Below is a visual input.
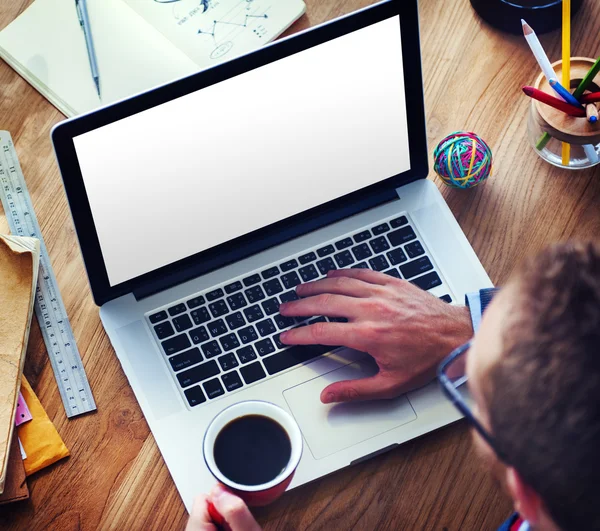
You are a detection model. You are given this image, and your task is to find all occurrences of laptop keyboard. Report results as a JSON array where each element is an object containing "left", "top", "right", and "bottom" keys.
[{"left": 146, "top": 214, "right": 453, "bottom": 409}]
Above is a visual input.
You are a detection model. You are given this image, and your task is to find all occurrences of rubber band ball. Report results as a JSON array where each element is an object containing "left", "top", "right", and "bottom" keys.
[{"left": 433, "top": 132, "right": 493, "bottom": 189}]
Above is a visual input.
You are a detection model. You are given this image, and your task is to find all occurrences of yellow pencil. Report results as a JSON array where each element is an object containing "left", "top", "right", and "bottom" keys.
[{"left": 562, "top": 0, "right": 571, "bottom": 166}]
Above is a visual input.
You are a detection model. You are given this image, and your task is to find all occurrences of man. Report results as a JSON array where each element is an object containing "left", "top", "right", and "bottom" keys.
[{"left": 187, "top": 241, "right": 600, "bottom": 531}]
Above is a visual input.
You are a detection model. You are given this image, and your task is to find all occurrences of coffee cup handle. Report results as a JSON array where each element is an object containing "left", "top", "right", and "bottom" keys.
[{"left": 207, "top": 501, "right": 232, "bottom": 531}]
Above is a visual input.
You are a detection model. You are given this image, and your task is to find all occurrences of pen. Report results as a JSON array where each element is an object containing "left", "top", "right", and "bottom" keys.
[
  {"left": 521, "top": 20, "right": 557, "bottom": 86},
  {"left": 522, "top": 86, "right": 586, "bottom": 117},
  {"left": 75, "top": 0, "right": 101, "bottom": 98},
  {"left": 549, "top": 79, "right": 582, "bottom": 108},
  {"left": 586, "top": 103, "right": 599, "bottom": 123}
]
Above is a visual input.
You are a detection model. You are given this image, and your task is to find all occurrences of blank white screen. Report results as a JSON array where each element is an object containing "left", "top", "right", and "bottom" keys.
[{"left": 73, "top": 15, "right": 410, "bottom": 286}]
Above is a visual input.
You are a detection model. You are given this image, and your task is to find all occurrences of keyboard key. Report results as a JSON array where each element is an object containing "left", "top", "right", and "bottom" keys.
[
  {"left": 208, "top": 319, "right": 228, "bottom": 337},
  {"left": 280, "top": 259, "right": 298, "bottom": 272},
  {"left": 440, "top": 294, "right": 453, "bottom": 303},
  {"left": 369, "top": 255, "right": 390, "bottom": 272},
  {"left": 256, "top": 318, "right": 276, "bottom": 337},
  {"left": 209, "top": 299, "right": 228, "bottom": 318},
  {"left": 274, "top": 314, "right": 295, "bottom": 330},
  {"left": 387, "top": 248, "right": 408, "bottom": 265},
  {"left": 173, "top": 314, "right": 193, "bottom": 333},
  {"left": 262, "top": 297, "right": 281, "bottom": 315},
  {"left": 298, "top": 251, "right": 316, "bottom": 264},
  {"left": 273, "top": 333, "right": 286, "bottom": 350},
  {"left": 279, "top": 291, "right": 299, "bottom": 304},
  {"left": 335, "top": 237, "right": 353, "bottom": 250},
  {"left": 167, "top": 303, "right": 186, "bottom": 317},
  {"left": 184, "top": 386, "right": 206, "bottom": 407},
  {"left": 351, "top": 243, "right": 373, "bottom": 261},
  {"left": 201, "top": 340, "right": 222, "bottom": 358},
  {"left": 308, "top": 316, "right": 327, "bottom": 325},
  {"left": 226, "top": 311, "right": 246, "bottom": 330},
  {"left": 227, "top": 293, "right": 247, "bottom": 310},
  {"left": 203, "top": 378, "right": 225, "bottom": 399},
  {"left": 240, "top": 362, "right": 266, "bottom": 384},
  {"left": 352, "top": 262, "right": 369, "bottom": 269},
  {"left": 206, "top": 288, "right": 224, "bottom": 302},
  {"left": 222, "top": 371, "right": 243, "bottom": 392},
  {"left": 261, "top": 266, "right": 280, "bottom": 279},
  {"left": 236, "top": 345, "right": 257, "bottom": 364},
  {"left": 189, "top": 326, "right": 210, "bottom": 344},
  {"left": 263, "top": 278, "right": 284, "bottom": 296},
  {"left": 177, "top": 360, "right": 220, "bottom": 387},
  {"left": 263, "top": 344, "right": 334, "bottom": 375},
  {"left": 243, "top": 274, "right": 261, "bottom": 287},
  {"left": 405, "top": 240, "right": 425, "bottom": 259},
  {"left": 224, "top": 281, "right": 243, "bottom": 294},
  {"left": 316, "top": 257, "right": 337, "bottom": 275},
  {"left": 219, "top": 333, "right": 240, "bottom": 352},
  {"left": 245, "top": 285, "right": 266, "bottom": 303},
  {"left": 162, "top": 334, "right": 191, "bottom": 356},
  {"left": 353, "top": 230, "right": 371, "bottom": 243},
  {"left": 281, "top": 271, "right": 301, "bottom": 289},
  {"left": 238, "top": 325, "right": 258, "bottom": 344},
  {"left": 299, "top": 264, "right": 319, "bottom": 282},
  {"left": 186, "top": 296, "right": 205, "bottom": 309},
  {"left": 191, "top": 307, "right": 211, "bottom": 325},
  {"left": 370, "top": 236, "right": 390, "bottom": 254},
  {"left": 149, "top": 310, "right": 168, "bottom": 324},
  {"left": 317, "top": 245, "right": 335, "bottom": 257},
  {"left": 334, "top": 250, "right": 355, "bottom": 268},
  {"left": 383, "top": 268, "right": 402, "bottom": 279},
  {"left": 154, "top": 321, "right": 174, "bottom": 340},
  {"left": 390, "top": 215, "right": 408, "bottom": 228},
  {"left": 255, "top": 338, "right": 276, "bottom": 357},
  {"left": 244, "top": 304, "right": 264, "bottom": 322},
  {"left": 388, "top": 226, "right": 417, "bottom": 246},
  {"left": 372, "top": 223, "right": 390, "bottom": 235},
  {"left": 169, "top": 347, "right": 203, "bottom": 372},
  {"left": 218, "top": 352, "right": 239, "bottom": 371},
  {"left": 400, "top": 257, "right": 434, "bottom": 279},
  {"left": 411, "top": 271, "right": 442, "bottom": 291}
]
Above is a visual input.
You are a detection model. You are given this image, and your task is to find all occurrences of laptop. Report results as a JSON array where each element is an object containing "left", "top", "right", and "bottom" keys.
[{"left": 51, "top": 0, "right": 492, "bottom": 511}]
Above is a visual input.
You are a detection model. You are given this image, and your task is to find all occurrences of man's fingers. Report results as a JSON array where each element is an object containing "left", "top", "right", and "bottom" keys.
[
  {"left": 279, "top": 293, "right": 360, "bottom": 319},
  {"left": 327, "top": 268, "right": 391, "bottom": 285},
  {"left": 186, "top": 495, "right": 217, "bottom": 531},
  {"left": 295, "top": 276, "right": 380, "bottom": 299},
  {"left": 320, "top": 373, "right": 403, "bottom": 404},
  {"left": 280, "top": 321, "right": 362, "bottom": 349},
  {"left": 210, "top": 485, "right": 261, "bottom": 531}
]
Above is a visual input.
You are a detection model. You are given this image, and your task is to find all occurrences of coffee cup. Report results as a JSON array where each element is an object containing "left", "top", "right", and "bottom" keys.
[{"left": 203, "top": 400, "right": 303, "bottom": 507}]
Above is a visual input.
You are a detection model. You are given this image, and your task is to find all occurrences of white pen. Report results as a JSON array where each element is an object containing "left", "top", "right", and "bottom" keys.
[{"left": 75, "top": 0, "right": 101, "bottom": 98}]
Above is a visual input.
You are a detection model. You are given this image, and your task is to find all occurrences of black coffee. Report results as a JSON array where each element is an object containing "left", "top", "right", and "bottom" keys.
[{"left": 213, "top": 414, "right": 291, "bottom": 486}]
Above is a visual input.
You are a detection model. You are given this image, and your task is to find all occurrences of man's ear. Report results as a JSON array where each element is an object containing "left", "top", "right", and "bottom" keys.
[{"left": 505, "top": 467, "right": 542, "bottom": 525}]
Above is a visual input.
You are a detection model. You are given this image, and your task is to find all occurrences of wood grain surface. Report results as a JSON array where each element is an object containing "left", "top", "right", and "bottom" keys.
[{"left": 1, "top": 0, "right": 599, "bottom": 529}]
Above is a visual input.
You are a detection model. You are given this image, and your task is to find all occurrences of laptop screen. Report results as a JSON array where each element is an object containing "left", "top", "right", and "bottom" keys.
[{"left": 73, "top": 15, "right": 409, "bottom": 287}]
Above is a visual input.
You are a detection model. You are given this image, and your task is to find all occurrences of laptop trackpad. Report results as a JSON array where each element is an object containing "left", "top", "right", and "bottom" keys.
[{"left": 283, "top": 357, "right": 417, "bottom": 460}]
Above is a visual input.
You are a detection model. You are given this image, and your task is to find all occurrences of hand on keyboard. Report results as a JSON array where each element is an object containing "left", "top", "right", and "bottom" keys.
[
  {"left": 186, "top": 484, "right": 261, "bottom": 531},
  {"left": 279, "top": 268, "right": 473, "bottom": 404}
]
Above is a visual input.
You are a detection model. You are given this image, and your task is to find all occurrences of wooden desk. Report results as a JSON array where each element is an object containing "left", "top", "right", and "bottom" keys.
[{"left": 1, "top": 0, "right": 599, "bottom": 529}]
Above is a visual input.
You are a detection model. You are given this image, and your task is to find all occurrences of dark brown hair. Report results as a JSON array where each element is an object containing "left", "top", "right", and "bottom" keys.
[{"left": 487, "top": 241, "right": 600, "bottom": 531}]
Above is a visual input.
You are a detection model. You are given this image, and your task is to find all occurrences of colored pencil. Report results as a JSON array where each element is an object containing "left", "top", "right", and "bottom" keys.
[
  {"left": 549, "top": 80, "right": 581, "bottom": 108},
  {"left": 573, "top": 57, "right": 600, "bottom": 100},
  {"left": 521, "top": 20, "right": 558, "bottom": 86},
  {"left": 580, "top": 92, "right": 600, "bottom": 104},
  {"left": 561, "top": 0, "right": 571, "bottom": 165},
  {"left": 583, "top": 144, "right": 599, "bottom": 164},
  {"left": 522, "top": 86, "right": 586, "bottom": 116},
  {"left": 586, "top": 103, "right": 599, "bottom": 123}
]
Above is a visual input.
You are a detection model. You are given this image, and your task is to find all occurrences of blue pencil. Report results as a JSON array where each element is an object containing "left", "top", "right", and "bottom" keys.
[{"left": 549, "top": 79, "right": 583, "bottom": 108}]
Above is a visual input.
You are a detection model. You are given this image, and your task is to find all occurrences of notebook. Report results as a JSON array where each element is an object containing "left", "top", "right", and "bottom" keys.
[
  {"left": 0, "top": 235, "right": 40, "bottom": 494},
  {"left": 0, "top": 0, "right": 305, "bottom": 117}
]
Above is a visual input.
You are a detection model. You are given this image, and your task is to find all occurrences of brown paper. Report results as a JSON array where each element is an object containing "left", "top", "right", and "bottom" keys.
[{"left": 0, "top": 431, "right": 29, "bottom": 505}]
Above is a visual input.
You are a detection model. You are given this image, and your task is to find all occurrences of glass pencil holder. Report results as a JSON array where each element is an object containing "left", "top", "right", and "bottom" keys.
[{"left": 527, "top": 57, "right": 600, "bottom": 170}]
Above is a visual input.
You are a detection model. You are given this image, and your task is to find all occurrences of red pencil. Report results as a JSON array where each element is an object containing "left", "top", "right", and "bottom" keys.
[
  {"left": 522, "top": 86, "right": 586, "bottom": 117},
  {"left": 580, "top": 92, "right": 600, "bottom": 104}
]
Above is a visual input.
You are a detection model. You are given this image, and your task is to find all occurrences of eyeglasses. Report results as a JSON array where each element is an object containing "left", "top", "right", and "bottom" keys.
[{"left": 437, "top": 340, "right": 508, "bottom": 462}]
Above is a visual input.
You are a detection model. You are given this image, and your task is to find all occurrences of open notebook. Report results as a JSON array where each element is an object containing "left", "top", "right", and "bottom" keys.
[{"left": 0, "top": 0, "right": 305, "bottom": 117}]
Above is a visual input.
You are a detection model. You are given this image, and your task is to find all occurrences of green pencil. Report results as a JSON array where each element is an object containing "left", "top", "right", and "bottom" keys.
[{"left": 573, "top": 57, "right": 600, "bottom": 99}]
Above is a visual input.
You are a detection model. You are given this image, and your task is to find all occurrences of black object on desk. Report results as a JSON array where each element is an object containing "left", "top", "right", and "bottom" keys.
[{"left": 471, "top": 0, "right": 584, "bottom": 34}]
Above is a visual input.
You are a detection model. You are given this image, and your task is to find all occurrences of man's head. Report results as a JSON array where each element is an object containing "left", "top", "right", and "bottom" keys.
[{"left": 467, "top": 241, "right": 600, "bottom": 531}]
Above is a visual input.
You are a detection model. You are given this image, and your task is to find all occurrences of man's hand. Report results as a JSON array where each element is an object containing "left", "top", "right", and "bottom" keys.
[
  {"left": 279, "top": 268, "right": 472, "bottom": 404},
  {"left": 185, "top": 485, "right": 261, "bottom": 531}
]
